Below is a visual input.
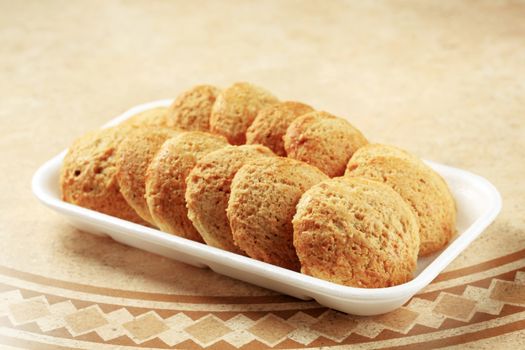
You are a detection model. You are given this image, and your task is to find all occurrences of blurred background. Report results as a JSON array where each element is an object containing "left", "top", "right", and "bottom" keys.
[{"left": 2, "top": 1, "right": 523, "bottom": 168}]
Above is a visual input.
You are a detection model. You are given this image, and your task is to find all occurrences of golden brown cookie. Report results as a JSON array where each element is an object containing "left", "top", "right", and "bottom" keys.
[
  {"left": 167, "top": 85, "right": 221, "bottom": 131},
  {"left": 116, "top": 127, "right": 179, "bottom": 225},
  {"left": 60, "top": 126, "right": 148, "bottom": 225},
  {"left": 122, "top": 107, "right": 176, "bottom": 129},
  {"left": 246, "top": 101, "right": 314, "bottom": 156},
  {"left": 228, "top": 157, "right": 328, "bottom": 270},
  {"left": 145, "top": 132, "right": 228, "bottom": 241},
  {"left": 284, "top": 111, "right": 368, "bottom": 177},
  {"left": 185, "top": 145, "right": 275, "bottom": 253},
  {"left": 293, "top": 177, "right": 420, "bottom": 288},
  {"left": 345, "top": 144, "right": 456, "bottom": 256},
  {"left": 210, "top": 82, "right": 278, "bottom": 145},
  {"left": 349, "top": 143, "right": 418, "bottom": 163}
]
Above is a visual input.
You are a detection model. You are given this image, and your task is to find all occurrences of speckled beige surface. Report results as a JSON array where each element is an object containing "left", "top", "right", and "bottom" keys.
[{"left": 0, "top": 1, "right": 524, "bottom": 348}]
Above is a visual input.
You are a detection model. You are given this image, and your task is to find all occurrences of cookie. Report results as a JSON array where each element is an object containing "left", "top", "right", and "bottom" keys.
[
  {"left": 60, "top": 126, "right": 148, "bottom": 225},
  {"left": 348, "top": 143, "right": 418, "bottom": 163},
  {"left": 345, "top": 144, "right": 456, "bottom": 256},
  {"left": 293, "top": 177, "right": 420, "bottom": 288},
  {"left": 284, "top": 111, "right": 368, "bottom": 177},
  {"left": 210, "top": 82, "right": 278, "bottom": 145},
  {"left": 185, "top": 145, "right": 275, "bottom": 253},
  {"left": 167, "top": 85, "right": 221, "bottom": 131},
  {"left": 145, "top": 132, "right": 228, "bottom": 241},
  {"left": 228, "top": 157, "right": 328, "bottom": 270},
  {"left": 122, "top": 107, "right": 176, "bottom": 129},
  {"left": 246, "top": 101, "right": 314, "bottom": 156},
  {"left": 116, "top": 127, "right": 179, "bottom": 225}
]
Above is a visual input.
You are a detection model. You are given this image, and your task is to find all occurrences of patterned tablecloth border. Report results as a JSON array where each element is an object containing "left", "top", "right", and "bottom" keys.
[{"left": 0, "top": 249, "right": 523, "bottom": 349}]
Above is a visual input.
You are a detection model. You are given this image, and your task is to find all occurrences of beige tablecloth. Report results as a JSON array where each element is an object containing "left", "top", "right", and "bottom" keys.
[{"left": 1, "top": 1, "right": 524, "bottom": 349}]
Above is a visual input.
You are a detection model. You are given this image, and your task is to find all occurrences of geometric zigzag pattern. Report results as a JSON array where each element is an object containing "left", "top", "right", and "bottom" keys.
[{"left": 1, "top": 270, "right": 524, "bottom": 348}]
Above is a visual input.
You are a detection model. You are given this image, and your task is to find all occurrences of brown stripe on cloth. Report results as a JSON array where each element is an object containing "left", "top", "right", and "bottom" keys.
[{"left": 1, "top": 248, "right": 524, "bottom": 304}]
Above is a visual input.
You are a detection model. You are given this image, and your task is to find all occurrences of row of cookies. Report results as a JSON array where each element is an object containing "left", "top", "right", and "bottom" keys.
[
  {"left": 127, "top": 82, "right": 369, "bottom": 178},
  {"left": 60, "top": 82, "right": 456, "bottom": 287},
  {"left": 166, "top": 82, "right": 454, "bottom": 257}
]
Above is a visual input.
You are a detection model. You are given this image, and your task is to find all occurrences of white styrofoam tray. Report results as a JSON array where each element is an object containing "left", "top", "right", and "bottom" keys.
[{"left": 32, "top": 100, "right": 502, "bottom": 315}]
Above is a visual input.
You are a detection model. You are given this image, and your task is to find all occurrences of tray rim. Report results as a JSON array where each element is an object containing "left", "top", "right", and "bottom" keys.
[{"left": 31, "top": 99, "right": 503, "bottom": 303}]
